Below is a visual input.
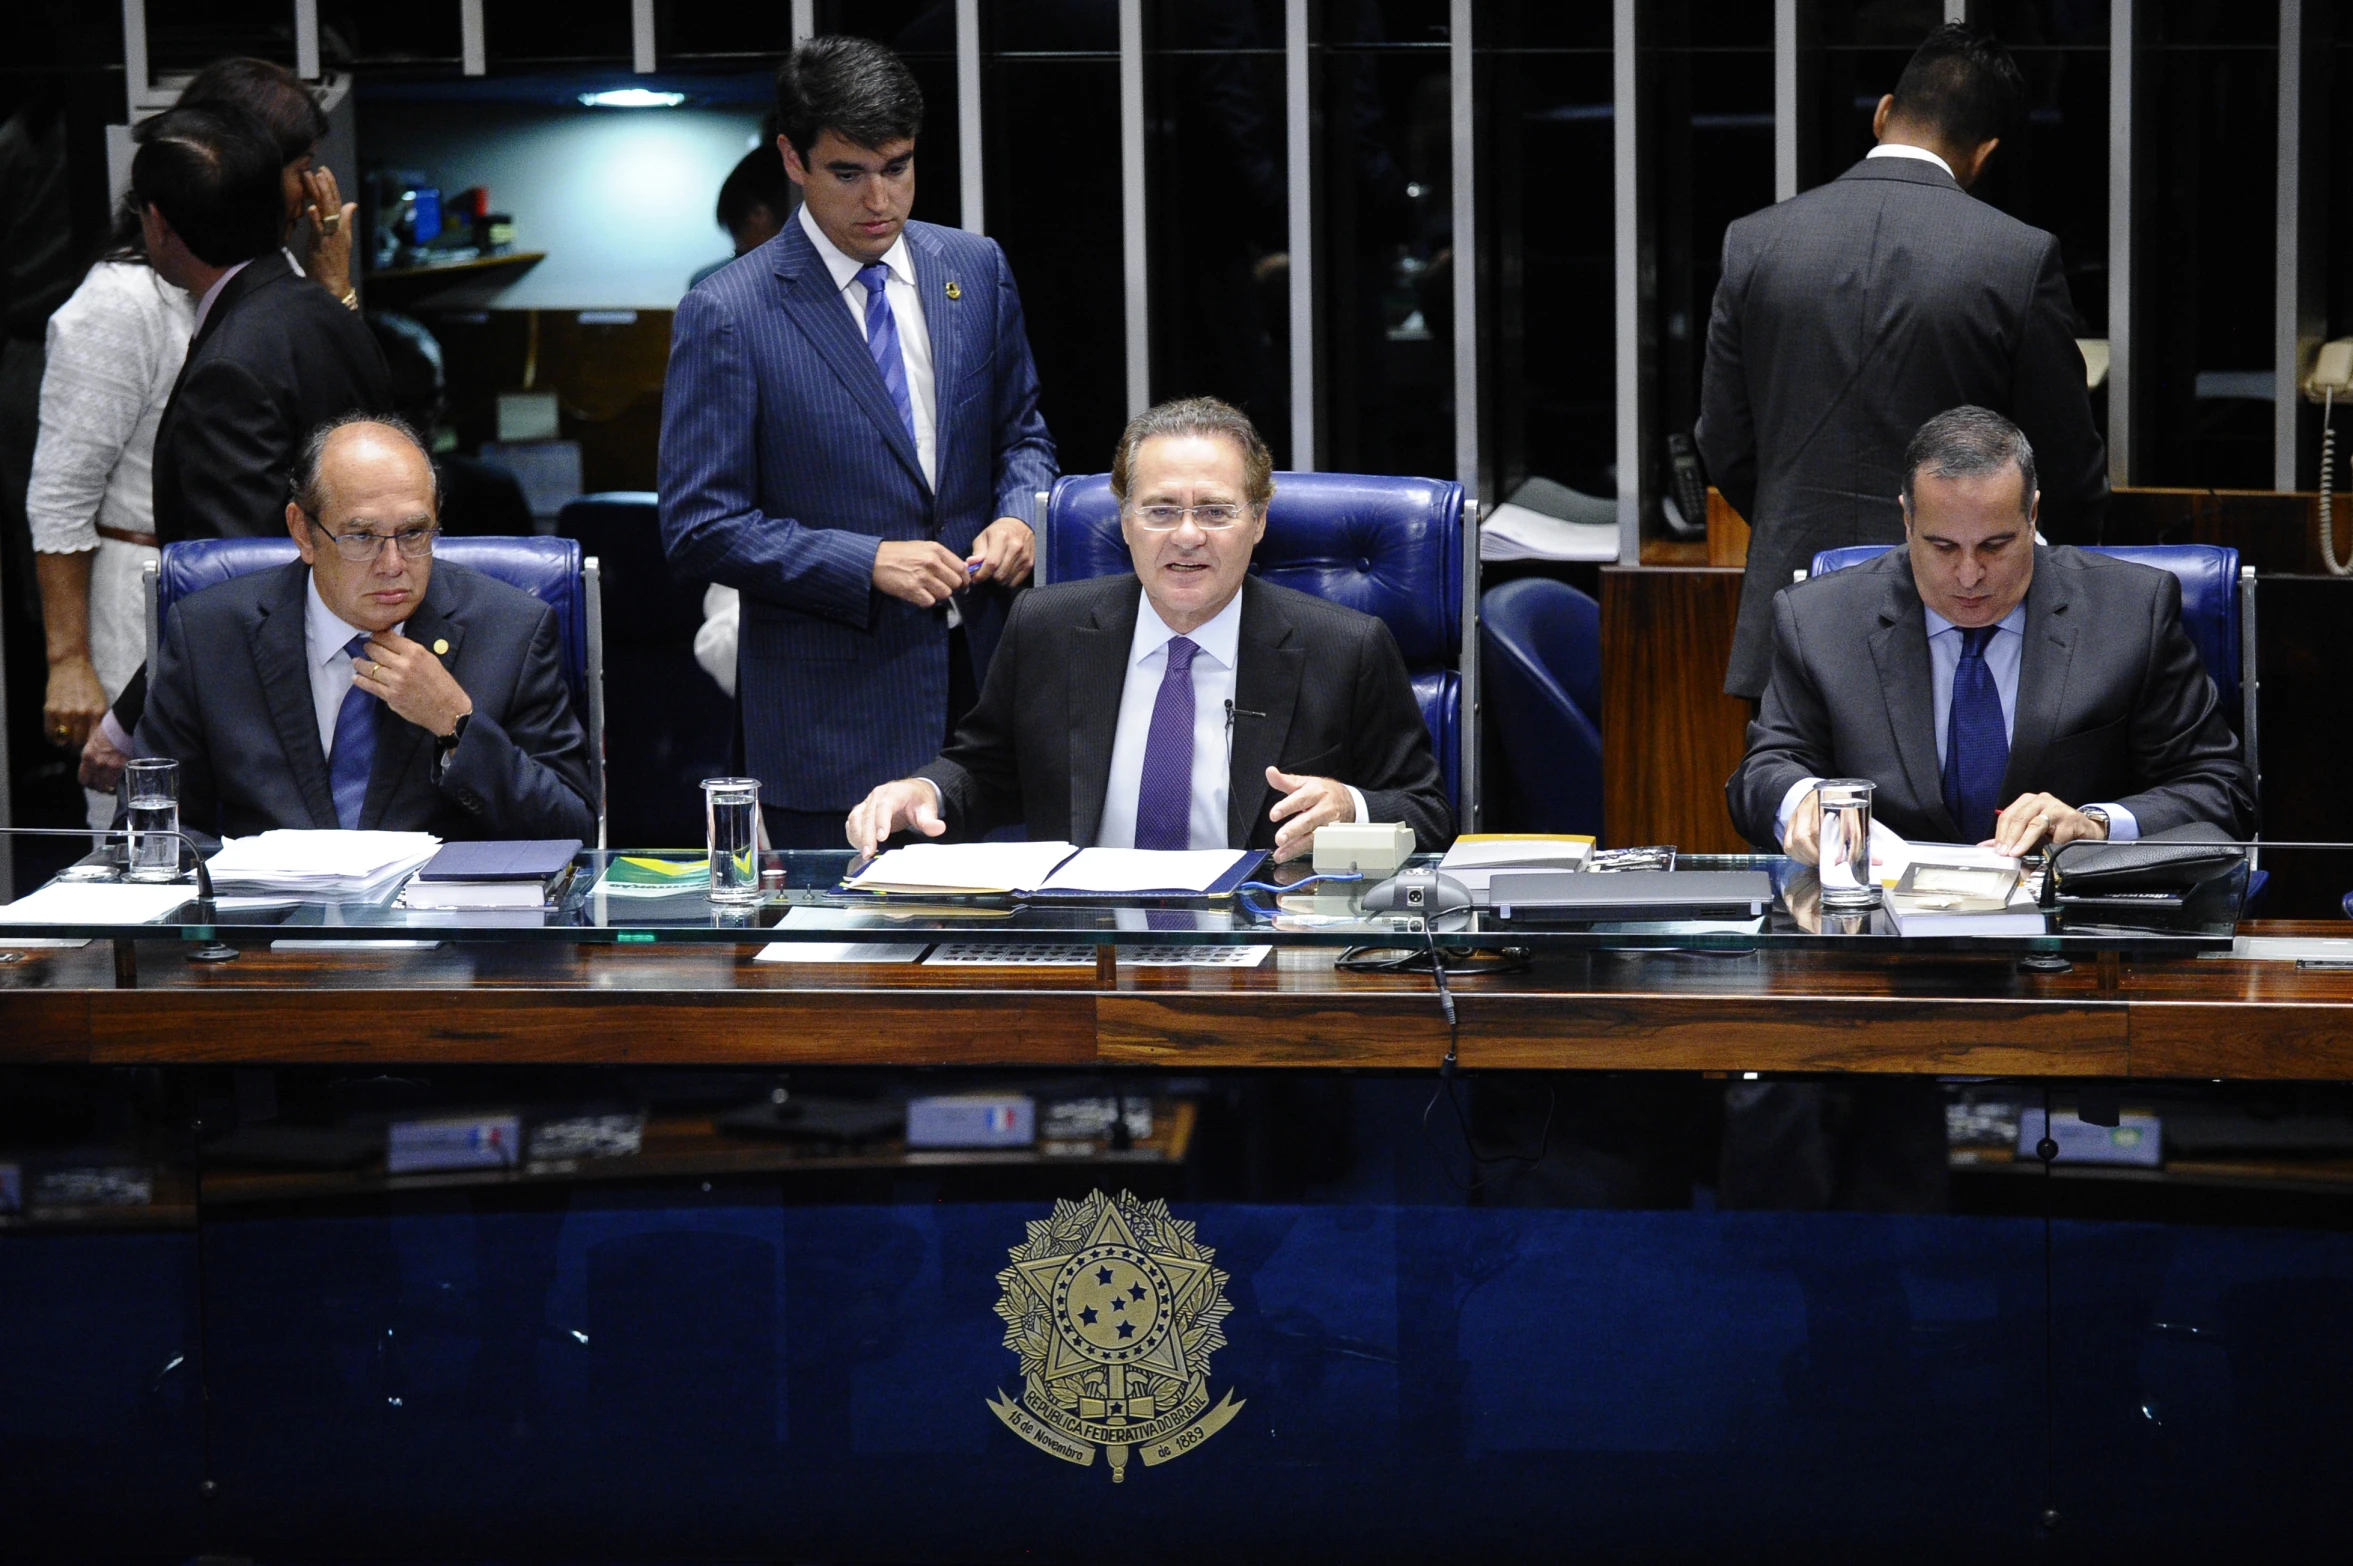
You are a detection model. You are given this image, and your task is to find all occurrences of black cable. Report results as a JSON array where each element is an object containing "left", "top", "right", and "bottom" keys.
[{"left": 1391, "top": 920, "right": 1553, "bottom": 1192}]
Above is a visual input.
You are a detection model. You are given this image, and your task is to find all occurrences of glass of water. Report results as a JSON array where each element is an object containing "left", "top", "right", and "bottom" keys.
[
  {"left": 124, "top": 757, "right": 183, "bottom": 882},
  {"left": 1814, "top": 778, "right": 1879, "bottom": 910},
  {"left": 702, "top": 777, "right": 763, "bottom": 905}
]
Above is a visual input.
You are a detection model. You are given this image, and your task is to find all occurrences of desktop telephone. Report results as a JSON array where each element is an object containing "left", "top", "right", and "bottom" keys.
[{"left": 2305, "top": 338, "right": 2353, "bottom": 575}]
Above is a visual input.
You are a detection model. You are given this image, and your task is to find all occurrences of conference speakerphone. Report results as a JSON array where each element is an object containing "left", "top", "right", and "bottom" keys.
[{"left": 1487, "top": 870, "right": 1776, "bottom": 925}]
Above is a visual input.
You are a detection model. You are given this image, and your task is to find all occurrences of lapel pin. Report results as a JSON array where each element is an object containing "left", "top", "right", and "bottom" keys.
[
  {"left": 945, "top": 280, "right": 962, "bottom": 300},
  {"left": 432, "top": 638, "right": 450, "bottom": 655}
]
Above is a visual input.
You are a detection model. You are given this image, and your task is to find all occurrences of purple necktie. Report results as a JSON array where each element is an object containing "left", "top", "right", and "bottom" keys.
[
  {"left": 328, "top": 632, "right": 376, "bottom": 830},
  {"left": 1941, "top": 624, "right": 2008, "bottom": 840},
  {"left": 1133, "top": 637, "right": 1201, "bottom": 851},
  {"left": 855, "top": 262, "right": 918, "bottom": 448}
]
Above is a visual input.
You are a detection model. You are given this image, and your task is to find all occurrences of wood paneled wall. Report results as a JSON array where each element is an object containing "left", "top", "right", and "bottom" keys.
[{"left": 1599, "top": 566, "right": 1751, "bottom": 852}]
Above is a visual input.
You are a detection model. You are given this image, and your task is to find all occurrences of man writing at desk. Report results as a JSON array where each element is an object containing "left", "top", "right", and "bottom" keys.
[
  {"left": 846, "top": 398, "right": 1453, "bottom": 861},
  {"left": 1728, "top": 406, "right": 2252, "bottom": 859},
  {"left": 133, "top": 415, "right": 596, "bottom": 842}
]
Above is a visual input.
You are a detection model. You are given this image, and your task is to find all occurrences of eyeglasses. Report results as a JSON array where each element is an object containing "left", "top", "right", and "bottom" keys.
[
  {"left": 308, "top": 519, "right": 439, "bottom": 562},
  {"left": 1129, "top": 503, "right": 1254, "bottom": 532}
]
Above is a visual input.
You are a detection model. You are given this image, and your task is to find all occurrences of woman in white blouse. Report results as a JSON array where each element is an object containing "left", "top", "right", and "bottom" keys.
[{"left": 29, "top": 58, "right": 356, "bottom": 824}]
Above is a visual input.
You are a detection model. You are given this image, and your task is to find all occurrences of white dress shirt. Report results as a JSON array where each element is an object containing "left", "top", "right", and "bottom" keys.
[
  {"left": 1097, "top": 593, "right": 1245, "bottom": 851},
  {"left": 797, "top": 201, "right": 937, "bottom": 490},
  {"left": 1773, "top": 597, "right": 2136, "bottom": 844},
  {"left": 1866, "top": 142, "right": 1957, "bottom": 180},
  {"left": 191, "top": 258, "right": 251, "bottom": 339},
  {"left": 305, "top": 572, "right": 403, "bottom": 757}
]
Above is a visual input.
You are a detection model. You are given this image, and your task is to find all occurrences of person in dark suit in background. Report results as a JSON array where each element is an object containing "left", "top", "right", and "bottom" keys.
[
  {"left": 846, "top": 398, "right": 1452, "bottom": 861},
  {"left": 133, "top": 415, "right": 595, "bottom": 843},
  {"left": 138, "top": 103, "right": 390, "bottom": 549},
  {"left": 1698, "top": 22, "right": 2107, "bottom": 704},
  {"left": 660, "top": 36, "right": 1057, "bottom": 847},
  {"left": 1728, "top": 406, "right": 2251, "bottom": 859}
]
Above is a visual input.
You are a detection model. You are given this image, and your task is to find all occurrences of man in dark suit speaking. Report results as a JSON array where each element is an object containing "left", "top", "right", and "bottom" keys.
[
  {"left": 846, "top": 398, "right": 1452, "bottom": 862},
  {"left": 1727, "top": 407, "right": 2251, "bottom": 860},
  {"left": 660, "top": 36, "right": 1057, "bottom": 847},
  {"left": 1698, "top": 23, "right": 2107, "bottom": 702},
  {"left": 133, "top": 416, "right": 595, "bottom": 843}
]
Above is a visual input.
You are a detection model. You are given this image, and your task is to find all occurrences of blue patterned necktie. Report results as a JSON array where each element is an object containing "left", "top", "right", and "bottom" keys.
[
  {"left": 1133, "top": 637, "right": 1201, "bottom": 851},
  {"left": 855, "top": 262, "right": 919, "bottom": 448},
  {"left": 328, "top": 632, "right": 377, "bottom": 831},
  {"left": 1941, "top": 624, "right": 2008, "bottom": 841}
]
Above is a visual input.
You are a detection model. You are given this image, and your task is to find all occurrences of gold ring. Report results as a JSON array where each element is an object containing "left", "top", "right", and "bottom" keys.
[{"left": 319, "top": 213, "right": 341, "bottom": 234}]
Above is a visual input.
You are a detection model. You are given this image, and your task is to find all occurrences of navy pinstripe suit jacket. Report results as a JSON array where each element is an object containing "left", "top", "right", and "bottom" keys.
[{"left": 658, "top": 218, "right": 1057, "bottom": 810}]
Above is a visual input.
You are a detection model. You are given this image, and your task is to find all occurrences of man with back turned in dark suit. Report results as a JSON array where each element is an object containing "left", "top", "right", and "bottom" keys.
[
  {"left": 659, "top": 36, "right": 1057, "bottom": 847},
  {"left": 1698, "top": 22, "right": 2107, "bottom": 703},
  {"left": 133, "top": 415, "right": 595, "bottom": 843},
  {"left": 845, "top": 398, "right": 1453, "bottom": 861}
]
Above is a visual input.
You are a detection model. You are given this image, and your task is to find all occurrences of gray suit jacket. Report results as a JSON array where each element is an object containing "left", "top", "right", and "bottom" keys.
[
  {"left": 133, "top": 559, "right": 597, "bottom": 844},
  {"left": 1726, "top": 547, "right": 2252, "bottom": 848},
  {"left": 1697, "top": 156, "right": 2108, "bottom": 699},
  {"left": 914, "top": 574, "right": 1454, "bottom": 852}
]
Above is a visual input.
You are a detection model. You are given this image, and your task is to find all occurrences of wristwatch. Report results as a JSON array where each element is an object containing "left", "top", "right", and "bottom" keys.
[
  {"left": 2079, "top": 806, "right": 2110, "bottom": 838},
  {"left": 432, "top": 712, "right": 471, "bottom": 773}
]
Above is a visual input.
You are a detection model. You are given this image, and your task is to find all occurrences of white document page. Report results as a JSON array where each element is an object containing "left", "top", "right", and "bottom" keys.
[
  {"left": 1867, "top": 821, "right": 2018, "bottom": 886},
  {"left": 0, "top": 882, "right": 198, "bottom": 925},
  {"left": 845, "top": 840, "right": 1079, "bottom": 894},
  {"left": 1035, "top": 848, "right": 1253, "bottom": 895}
]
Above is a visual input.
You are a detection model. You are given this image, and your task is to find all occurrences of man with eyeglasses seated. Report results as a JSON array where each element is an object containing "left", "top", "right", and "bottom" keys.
[
  {"left": 845, "top": 397, "right": 1452, "bottom": 862},
  {"left": 131, "top": 414, "right": 596, "bottom": 841}
]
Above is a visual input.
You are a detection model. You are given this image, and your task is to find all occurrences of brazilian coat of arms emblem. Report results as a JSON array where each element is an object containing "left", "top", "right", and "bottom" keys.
[{"left": 987, "top": 1189, "right": 1244, "bottom": 1482}]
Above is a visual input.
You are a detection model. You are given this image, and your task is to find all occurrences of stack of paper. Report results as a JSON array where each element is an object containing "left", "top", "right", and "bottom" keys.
[
  {"left": 1477, "top": 476, "right": 1623, "bottom": 563},
  {"left": 1438, "top": 834, "right": 1596, "bottom": 899},
  {"left": 206, "top": 830, "right": 442, "bottom": 902},
  {"left": 0, "top": 882, "right": 198, "bottom": 926},
  {"left": 845, "top": 843, "right": 1257, "bottom": 897}
]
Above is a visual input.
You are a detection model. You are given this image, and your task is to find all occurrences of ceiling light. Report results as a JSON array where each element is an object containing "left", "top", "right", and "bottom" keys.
[{"left": 579, "top": 88, "right": 686, "bottom": 109}]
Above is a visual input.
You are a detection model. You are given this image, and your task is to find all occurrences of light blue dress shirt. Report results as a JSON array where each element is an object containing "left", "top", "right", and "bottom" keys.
[{"left": 1774, "top": 598, "right": 2138, "bottom": 845}]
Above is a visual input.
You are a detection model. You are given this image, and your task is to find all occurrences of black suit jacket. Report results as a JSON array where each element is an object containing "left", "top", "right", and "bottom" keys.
[
  {"left": 1696, "top": 156, "right": 2109, "bottom": 699},
  {"left": 1726, "top": 547, "right": 2252, "bottom": 848},
  {"left": 913, "top": 575, "right": 1454, "bottom": 851},
  {"left": 132, "top": 559, "right": 597, "bottom": 843},
  {"left": 152, "top": 251, "right": 392, "bottom": 545}
]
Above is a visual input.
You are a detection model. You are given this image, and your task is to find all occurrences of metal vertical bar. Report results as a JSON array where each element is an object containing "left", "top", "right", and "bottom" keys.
[
  {"left": 1448, "top": 0, "right": 1480, "bottom": 829},
  {"left": 1945, "top": 0, "right": 1970, "bottom": 22},
  {"left": 792, "top": 0, "right": 815, "bottom": 44},
  {"left": 1119, "top": 0, "right": 1149, "bottom": 413},
  {"left": 1286, "top": 0, "right": 1315, "bottom": 470},
  {"left": 2275, "top": 0, "right": 2320, "bottom": 491},
  {"left": 631, "top": 0, "right": 656, "bottom": 73},
  {"left": 1774, "top": 0, "right": 1801, "bottom": 202},
  {"left": 295, "top": 0, "right": 320, "bottom": 80},
  {"left": 957, "top": 0, "right": 985, "bottom": 234},
  {"left": 2107, "top": 0, "right": 2135, "bottom": 488},
  {"left": 1613, "top": 0, "right": 1648, "bottom": 561},
  {"left": 460, "top": 0, "right": 486, "bottom": 77},
  {"left": 122, "top": 0, "right": 150, "bottom": 112},
  {"left": 1449, "top": 0, "right": 1478, "bottom": 501}
]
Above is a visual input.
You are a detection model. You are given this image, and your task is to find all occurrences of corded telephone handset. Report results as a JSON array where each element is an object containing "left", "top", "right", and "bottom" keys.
[{"left": 2306, "top": 338, "right": 2353, "bottom": 575}]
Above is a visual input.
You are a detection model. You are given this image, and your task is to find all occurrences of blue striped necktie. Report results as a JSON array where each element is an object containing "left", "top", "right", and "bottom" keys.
[
  {"left": 1133, "top": 637, "right": 1201, "bottom": 851},
  {"left": 329, "top": 633, "right": 377, "bottom": 830},
  {"left": 855, "top": 262, "right": 918, "bottom": 448},
  {"left": 1941, "top": 625, "right": 2008, "bottom": 841}
]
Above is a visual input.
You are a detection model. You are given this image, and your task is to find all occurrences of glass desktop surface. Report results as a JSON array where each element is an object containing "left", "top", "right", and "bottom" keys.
[{"left": 3, "top": 849, "right": 2247, "bottom": 956}]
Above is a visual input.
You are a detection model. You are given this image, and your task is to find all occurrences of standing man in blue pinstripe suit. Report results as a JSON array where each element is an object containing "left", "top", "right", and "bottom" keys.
[{"left": 659, "top": 36, "right": 1057, "bottom": 846}]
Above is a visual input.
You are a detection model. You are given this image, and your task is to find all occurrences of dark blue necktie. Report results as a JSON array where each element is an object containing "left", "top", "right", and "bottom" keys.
[
  {"left": 329, "top": 632, "right": 377, "bottom": 830},
  {"left": 855, "top": 262, "right": 918, "bottom": 448},
  {"left": 1941, "top": 625, "right": 2008, "bottom": 841},
  {"left": 1133, "top": 637, "right": 1201, "bottom": 851}
]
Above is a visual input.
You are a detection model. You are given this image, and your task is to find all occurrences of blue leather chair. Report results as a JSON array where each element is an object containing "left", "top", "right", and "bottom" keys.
[
  {"left": 1040, "top": 471, "right": 1468, "bottom": 814},
  {"left": 1803, "top": 543, "right": 2259, "bottom": 802},
  {"left": 1479, "top": 577, "right": 1603, "bottom": 837},
  {"left": 146, "top": 534, "right": 607, "bottom": 841},
  {"left": 559, "top": 493, "right": 731, "bottom": 847}
]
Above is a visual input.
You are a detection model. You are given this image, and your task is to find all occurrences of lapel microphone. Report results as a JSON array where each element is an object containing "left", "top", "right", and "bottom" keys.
[{"left": 1223, "top": 699, "right": 1267, "bottom": 732}]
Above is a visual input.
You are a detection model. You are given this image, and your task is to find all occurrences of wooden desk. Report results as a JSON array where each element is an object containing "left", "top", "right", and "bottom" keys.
[{"left": 8, "top": 929, "right": 2353, "bottom": 1080}]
